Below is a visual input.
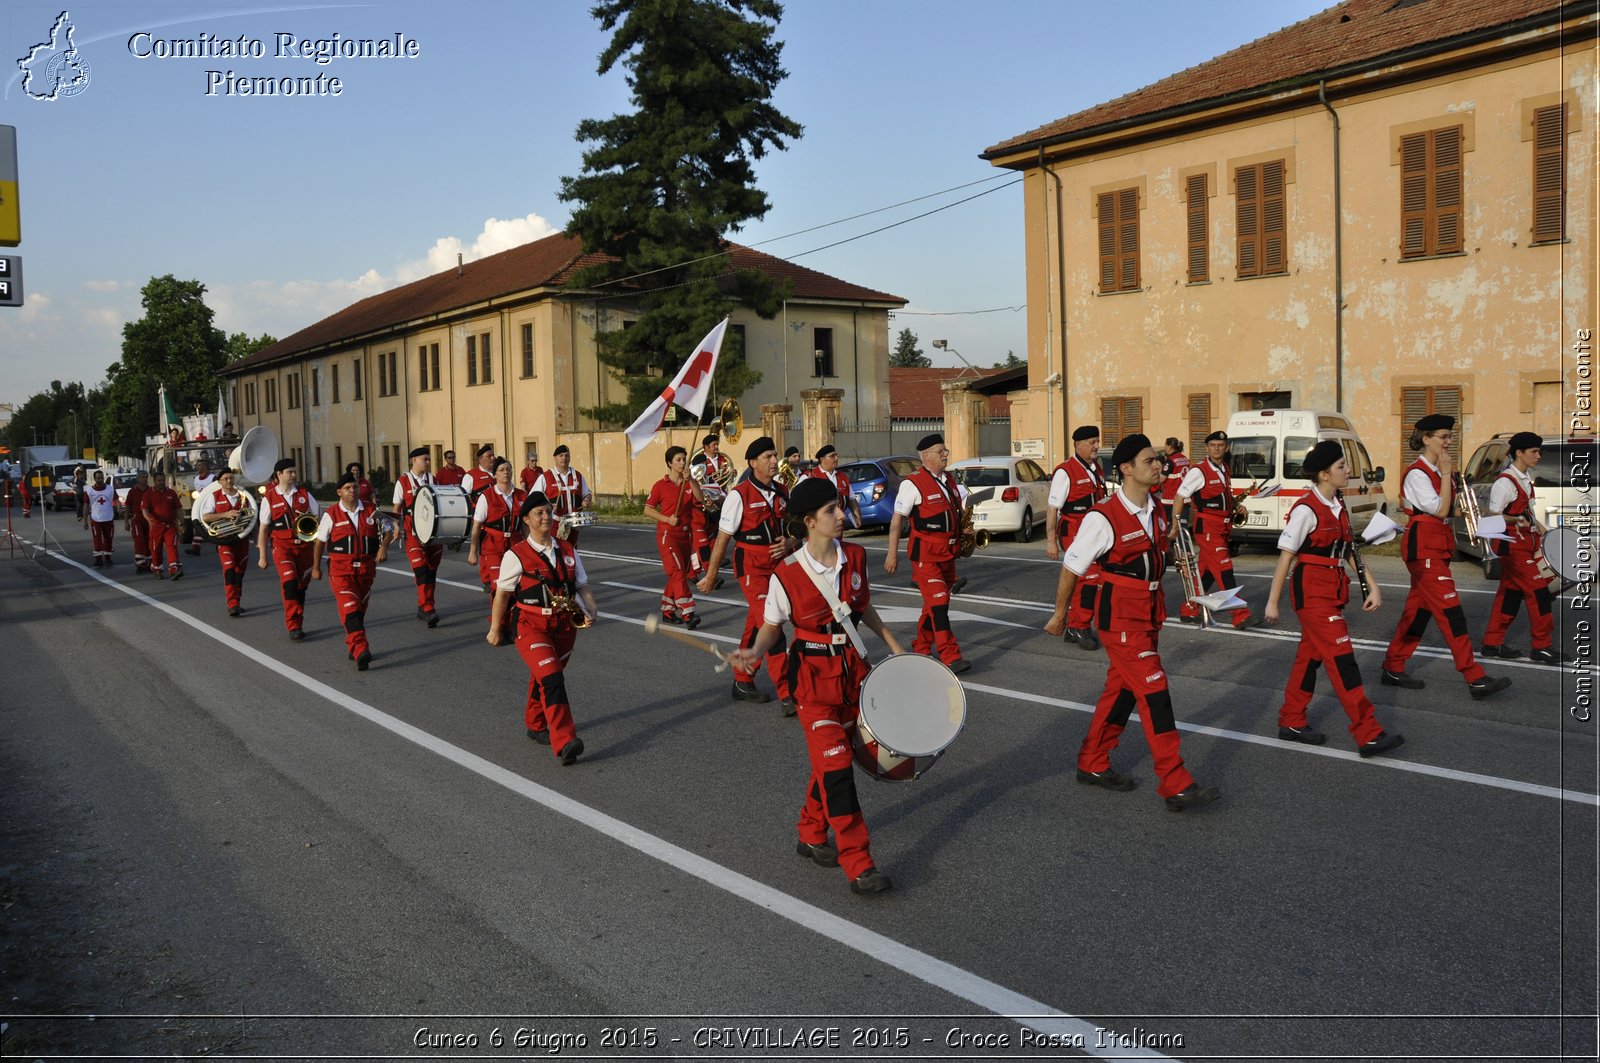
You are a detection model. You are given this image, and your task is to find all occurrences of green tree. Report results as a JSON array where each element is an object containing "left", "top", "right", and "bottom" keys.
[
  {"left": 560, "top": 0, "right": 803, "bottom": 421},
  {"left": 992, "top": 350, "right": 1024, "bottom": 369},
  {"left": 225, "top": 330, "right": 278, "bottom": 365},
  {"left": 99, "top": 276, "right": 228, "bottom": 457},
  {"left": 890, "top": 328, "right": 930, "bottom": 368},
  {"left": 7, "top": 380, "right": 101, "bottom": 456}
]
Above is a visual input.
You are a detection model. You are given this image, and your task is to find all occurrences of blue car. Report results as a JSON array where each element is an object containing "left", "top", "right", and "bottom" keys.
[{"left": 840, "top": 455, "right": 919, "bottom": 530}]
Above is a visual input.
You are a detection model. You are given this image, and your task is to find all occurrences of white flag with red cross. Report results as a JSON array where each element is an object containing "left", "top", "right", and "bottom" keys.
[{"left": 624, "top": 317, "right": 729, "bottom": 456}]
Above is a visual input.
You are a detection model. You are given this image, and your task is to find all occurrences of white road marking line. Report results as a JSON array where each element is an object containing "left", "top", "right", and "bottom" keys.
[{"left": 39, "top": 547, "right": 1168, "bottom": 1059}]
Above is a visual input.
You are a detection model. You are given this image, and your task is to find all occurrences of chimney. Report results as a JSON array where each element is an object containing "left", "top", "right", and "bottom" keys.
[{"left": 457, "top": 252, "right": 464, "bottom": 277}]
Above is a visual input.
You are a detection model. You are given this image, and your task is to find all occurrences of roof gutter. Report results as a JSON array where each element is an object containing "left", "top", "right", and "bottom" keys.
[{"left": 1317, "top": 78, "right": 1343, "bottom": 414}]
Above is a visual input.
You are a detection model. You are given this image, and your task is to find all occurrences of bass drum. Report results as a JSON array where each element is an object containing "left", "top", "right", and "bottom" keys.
[
  {"left": 1541, "top": 526, "right": 1588, "bottom": 583},
  {"left": 853, "top": 653, "right": 966, "bottom": 782},
  {"left": 413, "top": 484, "right": 472, "bottom": 545}
]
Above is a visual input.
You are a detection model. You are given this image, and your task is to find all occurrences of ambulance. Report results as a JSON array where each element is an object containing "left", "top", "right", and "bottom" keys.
[{"left": 1223, "top": 409, "right": 1388, "bottom": 544}]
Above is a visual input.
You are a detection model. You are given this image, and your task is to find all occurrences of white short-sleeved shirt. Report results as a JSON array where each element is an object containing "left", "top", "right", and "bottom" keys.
[
  {"left": 192, "top": 473, "right": 217, "bottom": 495},
  {"left": 496, "top": 538, "right": 590, "bottom": 594},
  {"left": 1402, "top": 457, "right": 1443, "bottom": 516},
  {"left": 393, "top": 472, "right": 433, "bottom": 507},
  {"left": 1061, "top": 490, "right": 1155, "bottom": 576},
  {"left": 718, "top": 477, "right": 783, "bottom": 536},
  {"left": 85, "top": 484, "right": 118, "bottom": 523},
  {"left": 763, "top": 542, "right": 844, "bottom": 627},
  {"left": 1047, "top": 467, "right": 1072, "bottom": 509},
  {"left": 892, "top": 473, "right": 967, "bottom": 517},
  {"left": 1277, "top": 488, "right": 1342, "bottom": 553},
  {"left": 196, "top": 487, "right": 246, "bottom": 518},
  {"left": 473, "top": 486, "right": 518, "bottom": 524},
  {"left": 1175, "top": 460, "right": 1225, "bottom": 501},
  {"left": 314, "top": 500, "right": 368, "bottom": 543},
  {"left": 1487, "top": 464, "right": 1533, "bottom": 516}
]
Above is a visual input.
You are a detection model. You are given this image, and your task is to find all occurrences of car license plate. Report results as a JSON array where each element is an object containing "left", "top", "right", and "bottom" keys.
[
  {"left": 976, "top": 513, "right": 988, "bottom": 522},
  {"left": 1247, "top": 512, "right": 1268, "bottom": 527}
]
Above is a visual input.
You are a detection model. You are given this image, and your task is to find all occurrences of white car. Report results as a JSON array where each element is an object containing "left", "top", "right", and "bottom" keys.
[{"left": 949, "top": 456, "right": 1050, "bottom": 542}]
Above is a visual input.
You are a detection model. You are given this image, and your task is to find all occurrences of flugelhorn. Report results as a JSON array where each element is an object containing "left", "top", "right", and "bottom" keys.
[
  {"left": 549, "top": 590, "right": 593, "bottom": 629},
  {"left": 293, "top": 512, "right": 320, "bottom": 543},
  {"left": 1453, "top": 472, "right": 1481, "bottom": 545}
]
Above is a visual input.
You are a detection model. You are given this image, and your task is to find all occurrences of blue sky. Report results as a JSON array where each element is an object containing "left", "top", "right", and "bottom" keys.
[{"left": 0, "top": 0, "right": 1330, "bottom": 403}]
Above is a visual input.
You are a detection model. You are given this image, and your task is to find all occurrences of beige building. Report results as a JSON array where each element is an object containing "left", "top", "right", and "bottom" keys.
[
  {"left": 982, "top": 0, "right": 1596, "bottom": 481},
  {"left": 222, "top": 233, "right": 904, "bottom": 488}
]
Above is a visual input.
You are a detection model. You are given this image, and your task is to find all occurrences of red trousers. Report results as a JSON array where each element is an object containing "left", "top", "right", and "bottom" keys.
[
  {"left": 1483, "top": 548, "right": 1555, "bottom": 651},
  {"left": 148, "top": 519, "right": 181, "bottom": 574},
  {"left": 328, "top": 561, "right": 375, "bottom": 659},
  {"left": 656, "top": 530, "right": 696, "bottom": 619},
  {"left": 1279, "top": 595, "right": 1385, "bottom": 745},
  {"left": 1078, "top": 628, "right": 1197, "bottom": 799},
  {"left": 90, "top": 520, "right": 115, "bottom": 559},
  {"left": 269, "top": 537, "right": 313, "bottom": 631},
  {"left": 1179, "top": 524, "right": 1250, "bottom": 625},
  {"left": 217, "top": 540, "right": 249, "bottom": 609},
  {"left": 477, "top": 534, "right": 509, "bottom": 588},
  {"left": 733, "top": 554, "right": 789, "bottom": 695},
  {"left": 797, "top": 700, "right": 873, "bottom": 880},
  {"left": 1060, "top": 516, "right": 1102, "bottom": 630},
  {"left": 405, "top": 532, "right": 443, "bottom": 612},
  {"left": 129, "top": 517, "right": 151, "bottom": 571},
  {"left": 690, "top": 507, "right": 711, "bottom": 574},
  {"left": 517, "top": 614, "right": 579, "bottom": 757},
  {"left": 911, "top": 557, "right": 962, "bottom": 664},
  {"left": 1383, "top": 558, "right": 1486, "bottom": 682}
]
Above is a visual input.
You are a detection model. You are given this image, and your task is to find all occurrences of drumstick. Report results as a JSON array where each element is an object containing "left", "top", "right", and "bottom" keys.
[{"left": 642, "top": 614, "right": 731, "bottom": 672}]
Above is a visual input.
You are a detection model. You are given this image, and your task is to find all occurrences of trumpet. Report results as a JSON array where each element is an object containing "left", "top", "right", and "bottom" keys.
[
  {"left": 1172, "top": 519, "right": 1212, "bottom": 627},
  {"left": 1453, "top": 473, "right": 1481, "bottom": 545},
  {"left": 777, "top": 456, "right": 800, "bottom": 490},
  {"left": 549, "top": 590, "right": 593, "bottom": 629}
]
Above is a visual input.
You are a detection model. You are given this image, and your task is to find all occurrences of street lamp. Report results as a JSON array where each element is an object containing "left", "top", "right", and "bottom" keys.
[
  {"left": 69, "top": 409, "right": 79, "bottom": 457},
  {"left": 931, "top": 339, "right": 980, "bottom": 378}
]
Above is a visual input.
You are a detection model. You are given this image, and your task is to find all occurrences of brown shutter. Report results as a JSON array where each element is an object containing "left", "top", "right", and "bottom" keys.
[
  {"left": 1186, "top": 173, "right": 1209, "bottom": 283},
  {"left": 1400, "top": 133, "right": 1428, "bottom": 258},
  {"left": 1533, "top": 104, "right": 1566, "bottom": 243},
  {"left": 1433, "top": 385, "right": 1463, "bottom": 466},
  {"left": 1098, "top": 192, "right": 1117, "bottom": 292},
  {"left": 1432, "top": 127, "right": 1463, "bottom": 254},
  {"left": 1399, "top": 385, "right": 1464, "bottom": 466},
  {"left": 1236, "top": 164, "right": 1259, "bottom": 277},
  {"left": 1124, "top": 396, "right": 1144, "bottom": 438},
  {"left": 1100, "top": 396, "right": 1122, "bottom": 449},
  {"left": 1187, "top": 392, "right": 1212, "bottom": 455},
  {"left": 1117, "top": 188, "right": 1140, "bottom": 290},
  {"left": 1262, "top": 159, "right": 1286, "bottom": 273}
]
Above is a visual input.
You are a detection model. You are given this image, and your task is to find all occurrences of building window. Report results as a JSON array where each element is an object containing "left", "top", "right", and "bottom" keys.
[
  {"left": 377, "top": 353, "right": 389, "bottom": 397},
  {"left": 730, "top": 323, "right": 747, "bottom": 364},
  {"left": 1238, "top": 391, "right": 1292, "bottom": 411},
  {"left": 429, "top": 344, "right": 440, "bottom": 390},
  {"left": 1100, "top": 396, "right": 1144, "bottom": 455},
  {"left": 419, "top": 346, "right": 437, "bottom": 391},
  {"left": 521, "top": 323, "right": 535, "bottom": 378},
  {"left": 1186, "top": 173, "right": 1209, "bottom": 283},
  {"left": 315, "top": 446, "right": 323, "bottom": 483},
  {"left": 467, "top": 335, "right": 478, "bottom": 386},
  {"left": 1533, "top": 103, "right": 1567, "bottom": 244},
  {"left": 479, "top": 331, "right": 492, "bottom": 384},
  {"left": 311, "top": 367, "right": 320, "bottom": 407},
  {"left": 1400, "top": 126, "right": 1463, "bottom": 259},
  {"left": 1097, "top": 187, "right": 1140, "bottom": 293},
  {"left": 231, "top": 385, "right": 239, "bottom": 420},
  {"left": 265, "top": 377, "right": 278, "bottom": 413},
  {"left": 332, "top": 364, "right": 340, "bottom": 404},
  {"left": 1400, "top": 385, "right": 1463, "bottom": 466},
  {"left": 335, "top": 446, "right": 343, "bottom": 476},
  {"left": 286, "top": 372, "right": 301, "bottom": 410},
  {"left": 1186, "top": 392, "right": 1212, "bottom": 455},
  {"left": 244, "top": 381, "right": 257, "bottom": 416},
  {"left": 356, "top": 445, "right": 365, "bottom": 469},
  {"left": 1236, "top": 160, "right": 1286, "bottom": 277},
  {"left": 813, "top": 327, "right": 834, "bottom": 379},
  {"left": 353, "top": 358, "right": 363, "bottom": 400}
]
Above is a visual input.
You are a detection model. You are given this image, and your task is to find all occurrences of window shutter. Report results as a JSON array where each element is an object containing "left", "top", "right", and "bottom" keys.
[
  {"left": 1236, "top": 165, "right": 1259, "bottom": 277},
  {"left": 1124, "top": 396, "right": 1144, "bottom": 439},
  {"left": 1533, "top": 104, "right": 1566, "bottom": 243},
  {"left": 1117, "top": 188, "right": 1140, "bottom": 290},
  {"left": 1262, "top": 160, "right": 1286, "bottom": 274},
  {"left": 1187, "top": 392, "right": 1212, "bottom": 455},
  {"left": 1400, "top": 133, "right": 1428, "bottom": 258},
  {"left": 1100, "top": 397, "right": 1122, "bottom": 450},
  {"left": 1098, "top": 192, "right": 1117, "bottom": 292},
  {"left": 1433, "top": 385, "right": 1463, "bottom": 466},
  {"left": 1186, "top": 174, "right": 1209, "bottom": 282},
  {"left": 1432, "top": 127, "right": 1462, "bottom": 254},
  {"left": 1399, "top": 384, "right": 1463, "bottom": 466}
]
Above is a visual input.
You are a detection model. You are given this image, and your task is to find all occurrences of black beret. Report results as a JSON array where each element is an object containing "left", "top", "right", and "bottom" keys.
[
  {"left": 1301, "top": 439, "right": 1345, "bottom": 477},
  {"left": 1416, "top": 413, "right": 1454, "bottom": 432},
  {"left": 1508, "top": 431, "right": 1542, "bottom": 455},
  {"left": 491, "top": 457, "right": 511, "bottom": 473},
  {"left": 519, "top": 491, "right": 551, "bottom": 517},
  {"left": 916, "top": 433, "right": 944, "bottom": 451},
  {"left": 1072, "top": 425, "right": 1100, "bottom": 442},
  {"left": 1110, "top": 433, "right": 1154, "bottom": 470},
  {"left": 273, "top": 458, "right": 296, "bottom": 473},
  {"left": 476, "top": 443, "right": 495, "bottom": 457},
  {"left": 552, "top": 444, "right": 570, "bottom": 457},
  {"left": 1205, "top": 430, "right": 1229, "bottom": 444},
  {"left": 787, "top": 476, "right": 837, "bottom": 517},
  {"left": 815, "top": 444, "right": 837, "bottom": 460},
  {"left": 702, "top": 433, "right": 719, "bottom": 447},
  {"left": 336, "top": 472, "right": 358, "bottom": 488},
  {"left": 409, "top": 446, "right": 429, "bottom": 460},
  {"left": 784, "top": 446, "right": 801, "bottom": 459},
  {"left": 745, "top": 436, "right": 776, "bottom": 461}
]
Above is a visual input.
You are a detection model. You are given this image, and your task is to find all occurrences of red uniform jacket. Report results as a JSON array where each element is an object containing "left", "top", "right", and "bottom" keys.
[
  {"left": 730, "top": 478, "right": 788, "bottom": 575},
  {"left": 480, "top": 487, "right": 528, "bottom": 548},
  {"left": 1160, "top": 453, "right": 1190, "bottom": 502},
  {"left": 905, "top": 468, "right": 962, "bottom": 563},
  {"left": 647, "top": 476, "right": 696, "bottom": 542},
  {"left": 142, "top": 486, "right": 181, "bottom": 526},
  {"left": 508, "top": 538, "right": 580, "bottom": 620},
  {"left": 1053, "top": 455, "right": 1107, "bottom": 539},
  {"left": 1492, "top": 470, "right": 1538, "bottom": 558},
  {"left": 1400, "top": 458, "right": 1454, "bottom": 561},
  {"left": 773, "top": 541, "right": 872, "bottom": 707},
  {"left": 807, "top": 466, "right": 852, "bottom": 508},
  {"left": 263, "top": 484, "right": 315, "bottom": 542},
  {"left": 325, "top": 504, "right": 380, "bottom": 569},
  {"left": 125, "top": 485, "right": 148, "bottom": 524},
  {"left": 1190, "top": 459, "right": 1234, "bottom": 535},
  {"left": 1091, "top": 497, "right": 1170, "bottom": 633},
  {"left": 541, "top": 469, "right": 587, "bottom": 516},
  {"left": 1287, "top": 493, "right": 1353, "bottom": 610},
  {"left": 462, "top": 467, "right": 495, "bottom": 508}
]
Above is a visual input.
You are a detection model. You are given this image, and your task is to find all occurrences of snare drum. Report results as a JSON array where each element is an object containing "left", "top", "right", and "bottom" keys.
[
  {"left": 556, "top": 510, "right": 596, "bottom": 540},
  {"left": 413, "top": 484, "right": 472, "bottom": 545},
  {"left": 853, "top": 653, "right": 966, "bottom": 782}
]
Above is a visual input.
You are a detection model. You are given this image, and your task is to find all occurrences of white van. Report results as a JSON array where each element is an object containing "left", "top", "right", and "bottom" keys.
[{"left": 1223, "top": 409, "right": 1388, "bottom": 544}]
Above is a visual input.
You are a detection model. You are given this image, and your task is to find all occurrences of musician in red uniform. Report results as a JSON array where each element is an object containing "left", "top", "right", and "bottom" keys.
[
  {"left": 539, "top": 445, "right": 592, "bottom": 547},
  {"left": 885, "top": 433, "right": 971, "bottom": 674},
  {"left": 467, "top": 458, "right": 527, "bottom": 640},
  {"left": 690, "top": 433, "right": 735, "bottom": 585},
  {"left": 344, "top": 462, "right": 375, "bottom": 506},
  {"left": 1170, "top": 431, "right": 1258, "bottom": 628},
  {"left": 392, "top": 446, "right": 443, "bottom": 627},
  {"left": 1482, "top": 432, "right": 1567, "bottom": 665},
  {"left": 1159, "top": 437, "right": 1190, "bottom": 541},
  {"left": 519, "top": 451, "right": 544, "bottom": 492},
  {"left": 489, "top": 491, "right": 597, "bottom": 766},
  {"left": 644, "top": 445, "right": 705, "bottom": 627},
  {"left": 256, "top": 457, "right": 321, "bottom": 640},
  {"left": 732, "top": 477, "right": 905, "bottom": 895},
  {"left": 1046, "top": 425, "right": 1108, "bottom": 649},
  {"left": 1045, "top": 433, "right": 1220, "bottom": 811},
  {"left": 123, "top": 471, "right": 151, "bottom": 572},
  {"left": 462, "top": 445, "right": 496, "bottom": 509},
  {"left": 1263, "top": 441, "right": 1403, "bottom": 755},
  {"left": 1381, "top": 414, "right": 1511, "bottom": 698},
  {"left": 807, "top": 445, "right": 861, "bottom": 528},
  {"left": 196, "top": 469, "right": 255, "bottom": 616},
  {"left": 313, "top": 473, "right": 388, "bottom": 670},
  {"left": 435, "top": 450, "right": 466, "bottom": 488},
  {"left": 142, "top": 471, "right": 184, "bottom": 579},
  {"left": 698, "top": 435, "right": 795, "bottom": 712}
]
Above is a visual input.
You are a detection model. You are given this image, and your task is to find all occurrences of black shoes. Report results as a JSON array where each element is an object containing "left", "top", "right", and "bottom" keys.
[
  {"left": 1164, "top": 783, "right": 1221, "bottom": 812},
  {"left": 228, "top": 606, "right": 242, "bottom": 617},
  {"left": 659, "top": 613, "right": 682, "bottom": 625},
  {"left": 527, "top": 728, "right": 551, "bottom": 745},
  {"left": 288, "top": 628, "right": 304, "bottom": 641},
  {"left": 1075, "top": 768, "right": 1137, "bottom": 792},
  {"left": 849, "top": 867, "right": 892, "bottom": 895},
  {"left": 731, "top": 681, "right": 770, "bottom": 704},
  {"left": 780, "top": 697, "right": 797, "bottom": 718},
  {"left": 425, "top": 610, "right": 440, "bottom": 628},
  {"left": 1234, "top": 615, "right": 1262, "bottom": 630},
  {"left": 1380, "top": 670, "right": 1424, "bottom": 689},
  {"left": 795, "top": 840, "right": 839, "bottom": 867},
  {"left": 559, "top": 739, "right": 585, "bottom": 766},
  {"left": 684, "top": 614, "right": 701, "bottom": 630},
  {"left": 1358, "top": 731, "right": 1406, "bottom": 759},
  {"left": 1061, "top": 627, "right": 1080, "bottom": 644},
  {"left": 356, "top": 650, "right": 372, "bottom": 671},
  {"left": 1076, "top": 628, "right": 1100, "bottom": 651},
  {"left": 949, "top": 577, "right": 968, "bottom": 596},
  {"left": 170, "top": 570, "right": 183, "bottom": 580},
  {"left": 1468, "top": 675, "right": 1512, "bottom": 700},
  {"left": 1277, "top": 725, "right": 1327, "bottom": 746},
  {"left": 948, "top": 658, "right": 972, "bottom": 675},
  {"left": 1480, "top": 644, "right": 1523, "bottom": 659},
  {"left": 1529, "top": 647, "right": 1572, "bottom": 666}
]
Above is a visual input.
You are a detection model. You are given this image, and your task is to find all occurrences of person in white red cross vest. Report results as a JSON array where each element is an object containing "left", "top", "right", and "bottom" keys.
[
  {"left": 489, "top": 490, "right": 598, "bottom": 767},
  {"left": 467, "top": 457, "right": 527, "bottom": 641},
  {"left": 1379, "top": 414, "right": 1512, "bottom": 700},
  {"left": 392, "top": 446, "right": 443, "bottom": 627},
  {"left": 1046, "top": 424, "right": 1109, "bottom": 651},
  {"left": 256, "top": 457, "right": 321, "bottom": 640},
  {"left": 643, "top": 445, "right": 705, "bottom": 627},
  {"left": 196, "top": 468, "right": 256, "bottom": 616},
  {"left": 83, "top": 469, "right": 118, "bottom": 568},
  {"left": 1045, "top": 433, "right": 1221, "bottom": 812},
  {"left": 1263, "top": 440, "right": 1404, "bottom": 756},
  {"left": 538, "top": 445, "right": 592, "bottom": 547},
  {"left": 313, "top": 472, "right": 388, "bottom": 671},
  {"left": 731, "top": 476, "right": 905, "bottom": 895},
  {"left": 885, "top": 433, "right": 971, "bottom": 675},
  {"left": 807, "top": 444, "right": 862, "bottom": 529},
  {"left": 1481, "top": 431, "right": 1569, "bottom": 665},
  {"left": 1170, "top": 430, "right": 1258, "bottom": 628},
  {"left": 697, "top": 435, "right": 796, "bottom": 714}
]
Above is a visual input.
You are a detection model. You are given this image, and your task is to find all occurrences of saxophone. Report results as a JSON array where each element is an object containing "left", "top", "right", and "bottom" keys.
[
  {"left": 956, "top": 494, "right": 992, "bottom": 558},
  {"left": 1231, "top": 479, "right": 1263, "bottom": 525}
]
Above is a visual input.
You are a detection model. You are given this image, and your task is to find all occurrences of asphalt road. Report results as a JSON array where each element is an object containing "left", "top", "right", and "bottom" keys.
[{"left": 1, "top": 508, "right": 1595, "bottom": 1062}]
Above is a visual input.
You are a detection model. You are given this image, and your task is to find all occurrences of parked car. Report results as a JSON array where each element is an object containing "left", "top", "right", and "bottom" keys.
[
  {"left": 950, "top": 456, "right": 1051, "bottom": 542},
  {"left": 839, "top": 455, "right": 919, "bottom": 530},
  {"left": 1224, "top": 409, "right": 1387, "bottom": 544},
  {"left": 49, "top": 477, "right": 80, "bottom": 512},
  {"left": 113, "top": 471, "right": 139, "bottom": 517},
  {"left": 1454, "top": 433, "right": 1598, "bottom": 578}
]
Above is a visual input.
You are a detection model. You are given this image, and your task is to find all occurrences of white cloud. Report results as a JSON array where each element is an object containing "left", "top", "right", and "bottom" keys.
[
  {"left": 82, "top": 279, "right": 128, "bottom": 292},
  {"left": 396, "top": 213, "right": 560, "bottom": 284},
  {"left": 17, "top": 291, "right": 51, "bottom": 325}
]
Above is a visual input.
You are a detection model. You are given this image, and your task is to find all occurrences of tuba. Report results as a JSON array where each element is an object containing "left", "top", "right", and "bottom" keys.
[
  {"left": 708, "top": 398, "right": 743, "bottom": 445},
  {"left": 203, "top": 491, "right": 259, "bottom": 540}
]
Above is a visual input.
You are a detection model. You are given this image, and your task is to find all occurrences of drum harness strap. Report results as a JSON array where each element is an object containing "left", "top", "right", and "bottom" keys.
[{"left": 795, "top": 548, "right": 871, "bottom": 661}]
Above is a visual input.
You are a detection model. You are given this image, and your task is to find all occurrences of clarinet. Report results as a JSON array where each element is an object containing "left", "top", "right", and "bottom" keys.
[{"left": 1335, "top": 489, "right": 1374, "bottom": 602}]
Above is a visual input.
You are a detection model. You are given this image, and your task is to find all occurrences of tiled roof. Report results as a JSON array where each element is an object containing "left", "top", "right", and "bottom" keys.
[
  {"left": 890, "top": 367, "right": 1012, "bottom": 421},
  {"left": 983, "top": 0, "right": 1570, "bottom": 158},
  {"left": 226, "top": 233, "right": 906, "bottom": 373}
]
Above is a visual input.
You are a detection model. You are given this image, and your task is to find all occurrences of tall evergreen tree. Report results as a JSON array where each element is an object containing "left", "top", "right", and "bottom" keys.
[
  {"left": 560, "top": 0, "right": 803, "bottom": 424},
  {"left": 99, "top": 276, "right": 228, "bottom": 456},
  {"left": 890, "top": 328, "right": 930, "bottom": 368}
]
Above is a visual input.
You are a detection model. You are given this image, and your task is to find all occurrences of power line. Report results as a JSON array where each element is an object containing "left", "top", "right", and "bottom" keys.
[{"left": 892, "top": 304, "right": 1026, "bottom": 317}]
